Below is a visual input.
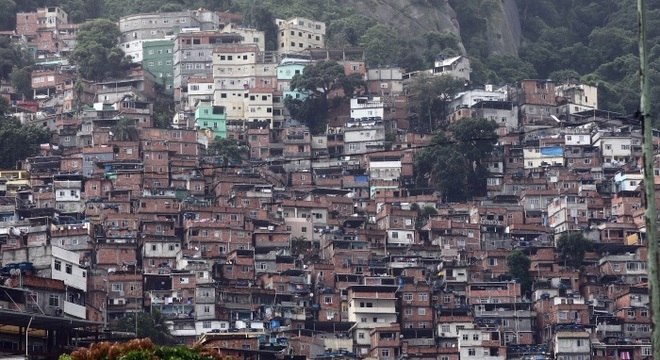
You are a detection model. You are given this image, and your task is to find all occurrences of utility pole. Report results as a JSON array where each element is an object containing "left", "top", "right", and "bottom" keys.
[{"left": 639, "top": 0, "right": 660, "bottom": 359}]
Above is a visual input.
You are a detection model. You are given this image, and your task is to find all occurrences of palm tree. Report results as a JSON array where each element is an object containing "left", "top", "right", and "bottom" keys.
[{"left": 111, "top": 118, "right": 139, "bottom": 141}]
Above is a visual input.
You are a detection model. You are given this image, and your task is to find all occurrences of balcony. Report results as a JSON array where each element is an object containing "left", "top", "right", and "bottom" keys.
[
  {"left": 196, "top": 295, "right": 215, "bottom": 304},
  {"left": 351, "top": 306, "right": 396, "bottom": 314},
  {"left": 170, "top": 328, "right": 197, "bottom": 337},
  {"left": 64, "top": 300, "right": 87, "bottom": 319},
  {"left": 284, "top": 134, "right": 308, "bottom": 143}
]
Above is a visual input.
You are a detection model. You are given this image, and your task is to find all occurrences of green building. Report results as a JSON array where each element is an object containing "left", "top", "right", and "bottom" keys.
[
  {"left": 195, "top": 102, "right": 227, "bottom": 139},
  {"left": 142, "top": 39, "right": 174, "bottom": 93}
]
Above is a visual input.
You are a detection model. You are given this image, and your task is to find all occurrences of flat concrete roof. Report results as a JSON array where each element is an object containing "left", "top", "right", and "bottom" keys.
[{"left": 0, "top": 309, "right": 102, "bottom": 330}]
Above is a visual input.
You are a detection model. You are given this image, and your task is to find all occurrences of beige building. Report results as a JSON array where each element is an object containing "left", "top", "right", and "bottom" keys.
[
  {"left": 212, "top": 44, "right": 278, "bottom": 128},
  {"left": 276, "top": 17, "right": 326, "bottom": 55}
]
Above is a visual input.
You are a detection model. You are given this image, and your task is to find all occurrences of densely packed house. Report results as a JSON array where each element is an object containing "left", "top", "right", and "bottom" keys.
[{"left": 0, "top": 6, "right": 656, "bottom": 360}]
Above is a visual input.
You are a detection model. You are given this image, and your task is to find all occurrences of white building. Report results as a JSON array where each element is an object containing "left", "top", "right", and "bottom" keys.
[
  {"left": 547, "top": 195, "right": 588, "bottom": 235},
  {"left": 349, "top": 96, "right": 385, "bottom": 122},
  {"left": 564, "top": 132, "right": 592, "bottom": 146},
  {"left": 592, "top": 130, "right": 641, "bottom": 164},
  {"left": 348, "top": 285, "right": 398, "bottom": 356},
  {"left": 458, "top": 327, "right": 506, "bottom": 360},
  {"left": 556, "top": 82, "right": 598, "bottom": 114},
  {"left": 553, "top": 331, "right": 591, "bottom": 360},
  {"left": 449, "top": 87, "right": 507, "bottom": 113},
  {"left": 368, "top": 159, "right": 401, "bottom": 182},
  {"left": 51, "top": 245, "right": 87, "bottom": 292},
  {"left": 523, "top": 146, "right": 565, "bottom": 169},
  {"left": 343, "top": 125, "right": 386, "bottom": 155},
  {"left": 613, "top": 171, "right": 643, "bottom": 193},
  {"left": 431, "top": 55, "right": 471, "bottom": 81}
]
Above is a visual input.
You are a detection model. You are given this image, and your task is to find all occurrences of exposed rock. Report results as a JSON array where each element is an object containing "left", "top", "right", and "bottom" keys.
[{"left": 344, "top": 0, "right": 521, "bottom": 56}]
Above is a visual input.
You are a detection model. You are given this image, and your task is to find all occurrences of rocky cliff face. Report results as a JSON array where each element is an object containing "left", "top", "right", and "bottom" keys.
[
  {"left": 485, "top": 0, "right": 521, "bottom": 55},
  {"left": 344, "top": 0, "right": 521, "bottom": 56}
]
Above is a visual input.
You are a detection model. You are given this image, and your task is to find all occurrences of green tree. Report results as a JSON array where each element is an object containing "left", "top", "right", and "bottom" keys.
[
  {"left": 484, "top": 55, "right": 537, "bottom": 84},
  {"left": 0, "top": 117, "right": 50, "bottom": 168},
  {"left": 0, "top": 37, "right": 31, "bottom": 80},
  {"left": 411, "top": 203, "right": 438, "bottom": 230},
  {"left": 556, "top": 232, "right": 593, "bottom": 269},
  {"left": 10, "top": 66, "right": 32, "bottom": 100},
  {"left": 207, "top": 137, "right": 243, "bottom": 167},
  {"left": 290, "top": 61, "right": 349, "bottom": 101},
  {"left": 360, "top": 24, "right": 400, "bottom": 67},
  {"left": 117, "top": 311, "right": 175, "bottom": 346},
  {"left": 241, "top": 4, "right": 279, "bottom": 51},
  {"left": 70, "top": 19, "right": 129, "bottom": 81},
  {"left": 288, "top": 61, "right": 365, "bottom": 134},
  {"left": 507, "top": 250, "right": 532, "bottom": 295},
  {"left": 0, "top": 0, "right": 16, "bottom": 31},
  {"left": 414, "top": 117, "right": 498, "bottom": 202},
  {"left": 327, "top": 15, "right": 376, "bottom": 47},
  {"left": 406, "top": 73, "right": 465, "bottom": 132},
  {"left": 422, "top": 31, "right": 461, "bottom": 65},
  {"left": 110, "top": 118, "right": 139, "bottom": 141},
  {"left": 284, "top": 96, "right": 327, "bottom": 134},
  {"left": 152, "top": 82, "right": 174, "bottom": 129}
]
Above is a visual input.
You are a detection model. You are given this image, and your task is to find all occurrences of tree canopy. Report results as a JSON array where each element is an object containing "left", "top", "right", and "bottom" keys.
[
  {"left": 414, "top": 117, "right": 498, "bottom": 202},
  {"left": 207, "top": 137, "right": 244, "bottom": 167},
  {"left": 287, "top": 60, "right": 365, "bottom": 134},
  {"left": 556, "top": 232, "right": 593, "bottom": 269},
  {"left": 0, "top": 37, "right": 31, "bottom": 81},
  {"left": 0, "top": 116, "right": 50, "bottom": 169},
  {"left": 406, "top": 73, "right": 466, "bottom": 132},
  {"left": 507, "top": 250, "right": 532, "bottom": 295},
  {"left": 116, "top": 311, "right": 175, "bottom": 346},
  {"left": 70, "top": 19, "right": 129, "bottom": 81}
]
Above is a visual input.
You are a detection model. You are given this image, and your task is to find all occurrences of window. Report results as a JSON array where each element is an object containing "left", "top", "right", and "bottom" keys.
[
  {"left": 203, "top": 321, "right": 211, "bottom": 329},
  {"left": 54, "top": 260, "right": 61, "bottom": 271},
  {"left": 472, "top": 334, "right": 479, "bottom": 341},
  {"left": 203, "top": 305, "right": 211, "bottom": 313},
  {"left": 403, "top": 293, "right": 413, "bottom": 302},
  {"left": 488, "top": 258, "right": 497, "bottom": 266},
  {"left": 111, "top": 283, "right": 123, "bottom": 292},
  {"left": 418, "top": 308, "right": 426, "bottom": 315},
  {"left": 49, "top": 295, "right": 60, "bottom": 307},
  {"left": 380, "top": 349, "right": 390, "bottom": 358},
  {"left": 627, "top": 309, "right": 635, "bottom": 317},
  {"left": 324, "top": 296, "right": 332, "bottom": 304},
  {"left": 418, "top": 293, "right": 428, "bottom": 301},
  {"left": 65, "top": 264, "right": 72, "bottom": 274},
  {"left": 404, "top": 308, "right": 413, "bottom": 316},
  {"left": 358, "top": 332, "right": 365, "bottom": 339},
  {"left": 468, "top": 348, "right": 476, "bottom": 356},
  {"left": 441, "top": 324, "right": 450, "bottom": 333}
]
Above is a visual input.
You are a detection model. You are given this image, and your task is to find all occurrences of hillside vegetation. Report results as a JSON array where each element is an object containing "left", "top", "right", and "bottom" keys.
[{"left": 2, "top": 0, "right": 658, "bottom": 118}]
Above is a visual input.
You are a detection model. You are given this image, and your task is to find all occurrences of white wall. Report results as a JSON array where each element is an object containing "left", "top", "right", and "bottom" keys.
[{"left": 51, "top": 245, "right": 87, "bottom": 292}]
